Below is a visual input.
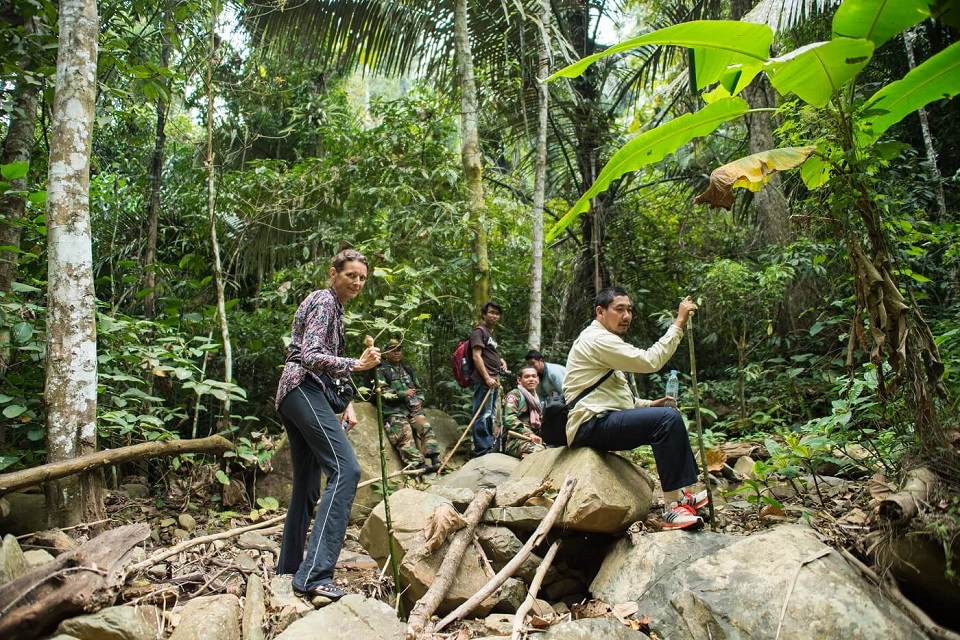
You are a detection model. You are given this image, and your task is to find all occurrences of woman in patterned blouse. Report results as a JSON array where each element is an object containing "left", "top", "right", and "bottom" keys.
[{"left": 275, "top": 249, "right": 381, "bottom": 602}]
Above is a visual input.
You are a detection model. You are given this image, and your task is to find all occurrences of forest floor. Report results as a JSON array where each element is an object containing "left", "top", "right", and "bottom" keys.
[{"left": 87, "top": 456, "right": 891, "bottom": 638}]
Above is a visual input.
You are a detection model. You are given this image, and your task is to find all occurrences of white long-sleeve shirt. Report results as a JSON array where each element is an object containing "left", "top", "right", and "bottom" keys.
[{"left": 562, "top": 320, "right": 683, "bottom": 445}]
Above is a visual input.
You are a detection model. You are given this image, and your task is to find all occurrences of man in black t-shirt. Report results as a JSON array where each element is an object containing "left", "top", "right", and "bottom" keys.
[{"left": 469, "top": 301, "right": 508, "bottom": 456}]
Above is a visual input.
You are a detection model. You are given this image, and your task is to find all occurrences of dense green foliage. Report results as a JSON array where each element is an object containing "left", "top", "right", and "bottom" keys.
[{"left": 0, "top": 0, "right": 957, "bottom": 512}]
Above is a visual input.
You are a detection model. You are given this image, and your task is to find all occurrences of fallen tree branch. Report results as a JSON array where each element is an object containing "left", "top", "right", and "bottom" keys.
[
  {"left": 434, "top": 475, "right": 577, "bottom": 633},
  {"left": 511, "top": 540, "right": 560, "bottom": 640},
  {"left": 0, "top": 435, "right": 234, "bottom": 494},
  {"left": 877, "top": 467, "right": 937, "bottom": 526},
  {"left": 405, "top": 488, "right": 496, "bottom": 639},
  {"left": 0, "top": 524, "right": 150, "bottom": 640},
  {"left": 128, "top": 513, "right": 285, "bottom": 574},
  {"left": 356, "top": 467, "right": 425, "bottom": 490}
]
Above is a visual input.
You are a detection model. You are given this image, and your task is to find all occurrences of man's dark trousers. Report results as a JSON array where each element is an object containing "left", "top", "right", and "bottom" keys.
[
  {"left": 572, "top": 407, "right": 698, "bottom": 491},
  {"left": 471, "top": 381, "right": 499, "bottom": 455}
]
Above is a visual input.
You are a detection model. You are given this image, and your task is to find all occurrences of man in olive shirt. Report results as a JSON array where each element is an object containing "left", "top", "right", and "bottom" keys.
[{"left": 563, "top": 286, "right": 707, "bottom": 531}]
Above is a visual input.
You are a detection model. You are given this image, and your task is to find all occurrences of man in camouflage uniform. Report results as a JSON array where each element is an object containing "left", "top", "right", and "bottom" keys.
[
  {"left": 375, "top": 339, "right": 441, "bottom": 472},
  {"left": 500, "top": 365, "right": 546, "bottom": 459}
]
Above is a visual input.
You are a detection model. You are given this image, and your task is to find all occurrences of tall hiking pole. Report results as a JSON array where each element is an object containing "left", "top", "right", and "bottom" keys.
[
  {"left": 437, "top": 386, "right": 491, "bottom": 474},
  {"left": 365, "top": 336, "right": 403, "bottom": 613},
  {"left": 686, "top": 313, "right": 716, "bottom": 531}
]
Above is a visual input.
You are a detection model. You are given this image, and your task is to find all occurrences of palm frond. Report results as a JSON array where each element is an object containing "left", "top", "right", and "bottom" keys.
[{"left": 741, "top": 0, "right": 838, "bottom": 34}]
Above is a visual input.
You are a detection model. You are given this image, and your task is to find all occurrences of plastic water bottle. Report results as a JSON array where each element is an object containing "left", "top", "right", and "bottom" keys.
[{"left": 664, "top": 370, "right": 679, "bottom": 408}]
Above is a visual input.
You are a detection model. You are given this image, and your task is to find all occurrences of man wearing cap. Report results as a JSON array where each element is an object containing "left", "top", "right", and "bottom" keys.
[{"left": 372, "top": 339, "right": 441, "bottom": 472}]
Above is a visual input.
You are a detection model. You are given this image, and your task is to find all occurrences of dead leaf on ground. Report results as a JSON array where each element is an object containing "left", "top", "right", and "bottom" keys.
[
  {"left": 836, "top": 508, "right": 870, "bottom": 527},
  {"left": 613, "top": 601, "right": 639, "bottom": 622},
  {"left": 423, "top": 503, "right": 466, "bottom": 553},
  {"left": 759, "top": 504, "right": 786, "bottom": 519},
  {"left": 571, "top": 599, "right": 613, "bottom": 619},
  {"left": 706, "top": 447, "right": 728, "bottom": 472},
  {"left": 867, "top": 473, "right": 895, "bottom": 501}
]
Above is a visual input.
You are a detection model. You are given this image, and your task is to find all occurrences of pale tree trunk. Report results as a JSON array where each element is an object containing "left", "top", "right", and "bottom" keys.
[
  {"left": 903, "top": 28, "right": 947, "bottom": 220},
  {"left": 44, "top": 0, "right": 104, "bottom": 528},
  {"left": 0, "top": 20, "right": 40, "bottom": 377},
  {"left": 143, "top": 4, "right": 171, "bottom": 319},
  {"left": 206, "top": 0, "right": 232, "bottom": 426},
  {"left": 730, "top": 0, "right": 789, "bottom": 246},
  {"left": 528, "top": 0, "right": 551, "bottom": 350},
  {"left": 454, "top": 0, "right": 489, "bottom": 308}
]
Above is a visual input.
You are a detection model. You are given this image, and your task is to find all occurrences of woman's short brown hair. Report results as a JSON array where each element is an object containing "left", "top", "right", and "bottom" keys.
[{"left": 331, "top": 249, "right": 369, "bottom": 272}]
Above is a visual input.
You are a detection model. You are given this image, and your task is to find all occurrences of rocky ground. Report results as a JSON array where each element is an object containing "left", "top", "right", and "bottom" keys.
[{"left": 1, "top": 408, "right": 957, "bottom": 639}]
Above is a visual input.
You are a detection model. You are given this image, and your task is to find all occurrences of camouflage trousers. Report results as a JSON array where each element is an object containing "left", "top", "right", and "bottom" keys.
[
  {"left": 503, "top": 434, "right": 545, "bottom": 460},
  {"left": 384, "top": 411, "right": 439, "bottom": 467}
]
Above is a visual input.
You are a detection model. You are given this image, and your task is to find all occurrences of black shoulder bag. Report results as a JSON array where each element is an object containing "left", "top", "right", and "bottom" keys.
[{"left": 539, "top": 370, "right": 615, "bottom": 446}]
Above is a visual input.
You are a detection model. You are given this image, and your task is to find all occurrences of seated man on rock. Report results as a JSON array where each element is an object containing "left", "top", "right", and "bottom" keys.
[
  {"left": 563, "top": 287, "right": 708, "bottom": 531},
  {"left": 524, "top": 349, "right": 566, "bottom": 402},
  {"left": 499, "top": 365, "right": 546, "bottom": 459},
  {"left": 371, "top": 339, "right": 441, "bottom": 472}
]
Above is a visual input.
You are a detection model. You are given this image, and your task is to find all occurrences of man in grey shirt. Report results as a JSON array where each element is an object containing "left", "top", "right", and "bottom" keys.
[{"left": 525, "top": 349, "right": 566, "bottom": 401}]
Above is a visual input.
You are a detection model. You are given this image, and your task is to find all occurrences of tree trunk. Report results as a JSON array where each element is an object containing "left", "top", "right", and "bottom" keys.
[
  {"left": 44, "top": 0, "right": 104, "bottom": 528},
  {"left": 730, "top": 0, "right": 790, "bottom": 247},
  {"left": 903, "top": 28, "right": 947, "bottom": 220},
  {"left": 528, "top": 0, "right": 551, "bottom": 350},
  {"left": 0, "top": 17, "right": 41, "bottom": 378},
  {"left": 206, "top": 0, "right": 232, "bottom": 426},
  {"left": 455, "top": 0, "right": 490, "bottom": 308},
  {"left": 143, "top": 5, "right": 171, "bottom": 319}
]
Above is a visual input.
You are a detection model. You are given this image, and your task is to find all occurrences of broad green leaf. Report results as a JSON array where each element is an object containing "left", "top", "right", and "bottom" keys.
[
  {"left": 10, "top": 282, "right": 40, "bottom": 293},
  {"left": 767, "top": 39, "right": 875, "bottom": 107},
  {"left": 215, "top": 469, "right": 230, "bottom": 485},
  {"left": 547, "top": 21, "right": 772, "bottom": 88},
  {"left": 694, "top": 146, "right": 816, "bottom": 209},
  {"left": 11, "top": 321, "right": 33, "bottom": 343},
  {"left": 2, "top": 404, "right": 27, "bottom": 418},
  {"left": 858, "top": 41, "right": 960, "bottom": 145},
  {"left": 800, "top": 156, "right": 833, "bottom": 189},
  {"left": 546, "top": 97, "right": 749, "bottom": 242},
  {"left": 1, "top": 161, "right": 29, "bottom": 180},
  {"left": 832, "top": 0, "right": 930, "bottom": 47}
]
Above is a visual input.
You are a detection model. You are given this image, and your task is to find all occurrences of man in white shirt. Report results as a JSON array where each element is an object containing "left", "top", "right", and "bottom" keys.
[{"left": 563, "top": 286, "right": 707, "bottom": 531}]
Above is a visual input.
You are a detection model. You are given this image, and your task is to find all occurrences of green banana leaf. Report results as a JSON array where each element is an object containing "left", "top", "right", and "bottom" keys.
[
  {"left": 832, "top": 0, "right": 931, "bottom": 47},
  {"left": 767, "top": 38, "right": 875, "bottom": 108},
  {"left": 545, "top": 97, "right": 749, "bottom": 243},
  {"left": 858, "top": 40, "right": 960, "bottom": 146},
  {"left": 546, "top": 21, "right": 772, "bottom": 90}
]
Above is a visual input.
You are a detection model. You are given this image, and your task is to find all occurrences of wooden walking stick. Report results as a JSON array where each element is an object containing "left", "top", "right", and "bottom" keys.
[
  {"left": 365, "top": 335, "right": 403, "bottom": 612},
  {"left": 685, "top": 312, "right": 717, "bottom": 530},
  {"left": 436, "top": 386, "right": 492, "bottom": 474}
]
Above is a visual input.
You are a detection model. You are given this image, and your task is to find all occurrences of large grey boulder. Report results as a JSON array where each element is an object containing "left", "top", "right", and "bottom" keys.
[
  {"left": 591, "top": 524, "right": 923, "bottom": 640},
  {"left": 509, "top": 448, "right": 654, "bottom": 533},
  {"left": 436, "top": 453, "right": 518, "bottom": 492},
  {"left": 359, "top": 487, "right": 522, "bottom": 615},
  {"left": 168, "top": 594, "right": 241, "bottom": 640},
  {"left": 274, "top": 594, "right": 405, "bottom": 640},
  {"left": 540, "top": 618, "right": 649, "bottom": 639},
  {"left": 56, "top": 605, "right": 163, "bottom": 640},
  {"left": 423, "top": 408, "right": 463, "bottom": 454}
]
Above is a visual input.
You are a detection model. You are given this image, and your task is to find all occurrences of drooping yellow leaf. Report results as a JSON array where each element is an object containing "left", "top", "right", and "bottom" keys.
[{"left": 695, "top": 146, "right": 816, "bottom": 209}]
